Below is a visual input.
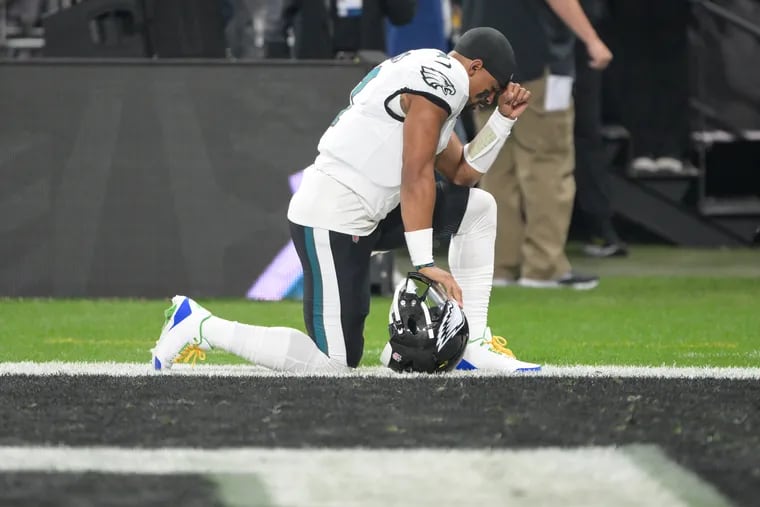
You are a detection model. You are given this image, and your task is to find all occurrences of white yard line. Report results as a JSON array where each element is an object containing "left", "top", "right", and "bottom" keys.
[
  {"left": 0, "top": 445, "right": 732, "bottom": 507},
  {"left": 1, "top": 361, "right": 760, "bottom": 378}
]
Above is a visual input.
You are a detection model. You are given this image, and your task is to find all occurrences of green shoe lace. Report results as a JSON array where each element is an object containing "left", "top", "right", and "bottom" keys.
[{"left": 163, "top": 303, "right": 177, "bottom": 327}]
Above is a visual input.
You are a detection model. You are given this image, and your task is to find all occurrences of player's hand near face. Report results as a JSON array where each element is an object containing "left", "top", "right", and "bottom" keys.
[
  {"left": 418, "top": 265, "right": 463, "bottom": 307},
  {"left": 497, "top": 82, "right": 531, "bottom": 120}
]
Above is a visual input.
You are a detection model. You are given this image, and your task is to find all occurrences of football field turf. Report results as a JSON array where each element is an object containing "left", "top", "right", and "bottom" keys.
[
  {"left": 1, "top": 246, "right": 758, "bottom": 506},
  {"left": 1, "top": 276, "right": 757, "bottom": 367}
]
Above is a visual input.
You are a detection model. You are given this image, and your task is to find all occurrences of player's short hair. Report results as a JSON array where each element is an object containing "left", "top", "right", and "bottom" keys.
[{"left": 454, "top": 27, "right": 517, "bottom": 89}]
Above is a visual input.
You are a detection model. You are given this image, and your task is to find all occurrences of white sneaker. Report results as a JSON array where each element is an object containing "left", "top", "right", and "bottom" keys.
[
  {"left": 518, "top": 272, "right": 599, "bottom": 290},
  {"left": 517, "top": 277, "right": 560, "bottom": 289},
  {"left": 492, "top": 277, "right": 516, "bottom": 287},
  {"left": 654, "top": 156, "right": 684, "bottom": 172},
  {"left": 456, "top": 328, "right": 541, "bottom": 372},
  {"left": 151, "top": 295, "right": 212, "bottom": 370},
  {"left": 631, "top": 156, "right": 657, "bottom": 172}
]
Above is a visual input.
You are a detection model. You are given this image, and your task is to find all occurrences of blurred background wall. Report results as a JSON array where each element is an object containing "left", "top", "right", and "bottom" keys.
[
  {"left": 0, "top": 0, "right": 758, "bottom": 297},
  {"left": 0, "top": 60, "right": 368, "bottom": 296}
]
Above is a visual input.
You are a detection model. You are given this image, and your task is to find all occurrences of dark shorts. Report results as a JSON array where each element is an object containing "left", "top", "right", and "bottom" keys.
[{"left": 289, "top": 180, "right": 470, "bottom": 367}]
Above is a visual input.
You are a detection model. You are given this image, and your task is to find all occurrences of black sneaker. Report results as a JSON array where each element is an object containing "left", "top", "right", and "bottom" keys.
[
  {"left": 557, "top": 272, "right": 599, "bottom": 290},
  {"left": 582, "top": 242, "right": 628, "bottom": 258}
]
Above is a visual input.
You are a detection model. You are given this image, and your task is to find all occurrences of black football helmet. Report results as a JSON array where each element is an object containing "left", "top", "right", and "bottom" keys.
[{"left": 382, "top": 272, "right": 469, "bottom": 373}]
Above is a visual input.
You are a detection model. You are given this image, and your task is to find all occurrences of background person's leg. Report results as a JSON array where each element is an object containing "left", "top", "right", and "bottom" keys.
[
  {"left": 650, "top": 0, "right": 690, "bottom": 171},
  {"left": 616, "top": 0, "right": 659, "bottom": 169},
  {"left": 573, "top": 39, "right": 625, "bottom": 254},
  {"left": 511, "top": 74, "right": 575, "bottom": 281}
]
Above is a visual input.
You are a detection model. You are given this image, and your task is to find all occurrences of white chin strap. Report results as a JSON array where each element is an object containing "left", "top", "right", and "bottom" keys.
[{"left": 380, "top": 342, "right": 393, "bottom": 367}]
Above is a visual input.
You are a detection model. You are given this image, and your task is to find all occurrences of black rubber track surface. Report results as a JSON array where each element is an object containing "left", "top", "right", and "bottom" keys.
[
  {"left": 1, "top": 375, "right": 758, "bottom": 506},
  {"left": 0, "top": 473, "right": 223, "bottom": 507}
]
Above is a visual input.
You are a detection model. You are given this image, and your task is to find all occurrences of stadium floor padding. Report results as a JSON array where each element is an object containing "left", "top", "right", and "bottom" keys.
[{"left": 1, "top": 374, "right": 758, "bottom": 506}]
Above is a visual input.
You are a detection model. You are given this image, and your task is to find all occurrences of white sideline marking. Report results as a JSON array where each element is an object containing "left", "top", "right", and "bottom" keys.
[
  {"left": 0, "top": 445, "right": 732, "bottom": 507},
  {"left": 1, "top": 361, "right": 760, "bottom": 378}
]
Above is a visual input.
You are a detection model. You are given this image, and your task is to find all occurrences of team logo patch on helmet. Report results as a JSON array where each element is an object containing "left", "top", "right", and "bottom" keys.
[{"left": 420, "top": 66, "right": 456, "bottom": 96}]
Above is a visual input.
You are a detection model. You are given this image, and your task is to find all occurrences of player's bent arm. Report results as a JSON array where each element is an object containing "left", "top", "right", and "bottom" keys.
[
  {"left": 436, "top": 132, "right": 483, "bottom": 187},
  {"left": 436, "top": 110, "right": 517, "bottom": 187},
  {"left": 400, "top": 93, "right": 447, "bottom": 268}
]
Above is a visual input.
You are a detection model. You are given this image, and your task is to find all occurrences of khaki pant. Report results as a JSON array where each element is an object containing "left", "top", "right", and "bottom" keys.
[{"left": 477, "top": 72, "right": 575, "bottom": 281}]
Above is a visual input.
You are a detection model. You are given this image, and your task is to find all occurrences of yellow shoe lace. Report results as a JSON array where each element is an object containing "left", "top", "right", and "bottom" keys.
[
  {"left": 485, "top": 335, "right": 516, "bottom": 358},
  {"left": 174, "top": 316, "right": 212, "bottom": 367},
  {"left": 176, "top": 344, "right": 207, "bottom": 366}
]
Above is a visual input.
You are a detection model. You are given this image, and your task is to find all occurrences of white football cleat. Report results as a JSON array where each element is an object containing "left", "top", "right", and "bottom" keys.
[
  {"left": 456, "top": 327, "right": 541, "bottom": 372},
  {"left": 151, "top": 295, "right": 212, "bottom": 370}
]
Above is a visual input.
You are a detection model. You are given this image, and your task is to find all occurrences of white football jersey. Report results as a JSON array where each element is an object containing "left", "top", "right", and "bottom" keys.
[{"left": 288, "top": 49, "right": 470, "bottom": 235}]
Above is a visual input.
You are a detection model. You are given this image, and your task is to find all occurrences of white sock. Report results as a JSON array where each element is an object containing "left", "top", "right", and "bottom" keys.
[
  {"left": 449, "top": 188, "right": 496, "bottom": 340},
  {"left": 202, "top": 316, "right": 349, "bottom": 373}
]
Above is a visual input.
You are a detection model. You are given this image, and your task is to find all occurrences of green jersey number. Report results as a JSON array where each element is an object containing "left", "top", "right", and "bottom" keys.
[{"left": 330, "top": 65, "right": 382, "bottom": 126}]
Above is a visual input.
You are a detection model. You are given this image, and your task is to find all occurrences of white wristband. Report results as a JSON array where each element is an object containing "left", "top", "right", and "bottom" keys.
[
  {"left": 404, "top": 228, "right": 434, "bottom": 269},
  {"left": 463, "top": 109, "right": 516, "bottom": 174}
]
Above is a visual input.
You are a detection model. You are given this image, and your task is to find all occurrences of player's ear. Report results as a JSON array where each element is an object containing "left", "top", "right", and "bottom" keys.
[{"left": 468, "top": 59, "right": 484, "bottom": 76}]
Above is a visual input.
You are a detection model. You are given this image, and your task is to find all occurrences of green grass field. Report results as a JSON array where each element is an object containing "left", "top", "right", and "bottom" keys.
[{"left": 1, "top": 247, "right": 758, "bottom": 368}]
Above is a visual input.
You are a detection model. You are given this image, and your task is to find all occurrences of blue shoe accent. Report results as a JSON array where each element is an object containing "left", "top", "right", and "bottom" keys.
[
  {"left": 516, "top": 365, "right": 542, "bottom": 372},
  {"left": 456, "top": 359, "right": 477, "bottom": 371},
  {"left": 153, "top": 357, "right": 162, "bottom": 370},
  {"left": 170, "top": 298, "right": 192, "bottom": 330}
]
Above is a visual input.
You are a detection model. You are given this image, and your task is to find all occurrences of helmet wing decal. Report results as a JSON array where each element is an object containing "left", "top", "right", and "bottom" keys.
[{"left": 436, "top": 302, "right": 466, "bottom": 352}]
